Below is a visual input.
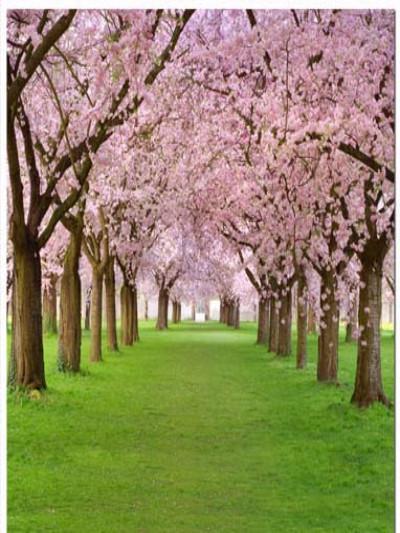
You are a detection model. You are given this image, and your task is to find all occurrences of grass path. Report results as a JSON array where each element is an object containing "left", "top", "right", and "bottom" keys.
[{"left": 8, "top": 322, "right": 394, "bottom": 532}]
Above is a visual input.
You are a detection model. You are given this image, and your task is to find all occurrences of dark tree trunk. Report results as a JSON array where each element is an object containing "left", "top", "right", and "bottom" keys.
[
  {"left": 104, "top": 256, "right": 118, "bottom": 351},
  {"left": 132, "top": 286, "right": 139, "bottom": 342},
  {"left": 43, "top": 275, "right": 57, "bottom": 334},
  {"left": 219, "top": 300, "right": 223, "bottom": 322},
  {"left": 58, "top": 224, "right": 82, "bottom": 373},
  {"left": 191, "top": 301, "right": 196, "bottom": 321},
  {"left": 90, "top": 267, "right": 103, "bottom": 362},
  {"left": 268, "top": 299, "right": 279, "bottom": 353},
  {"left": 227, "top": 303, "right": 233, "bottom": 326},
  {"left": 317, "top": 271, "right": 339, "bottom": 383},
  {"left": 307, "top": 306, "right": 317, "bottom": 334},
  {"left": 172, "top": 301, "right": 179, "bottom": 323},
  {"left": 12, "top": 240, "right": 46, "bottom": 389},
  {"left": 144, "top": 298, "right": 149, "bottom": 320},
  {"left": 84, "top": 286, "right": 91, "bottom": 330},
  {"left": 233, "top": 300, "right": 240, "bottom": 329},
  {"left": 177, "top": 302, "right": 182, "bottom": 322},
  {"left": 156, "top": 287, "right": 169, "bottom": 330},
  {"left": 120, "top": 283, "right": 133, "bottom": 345},
  {"left": 277, "top": 290, "right": 292, "bottom": 357},
  {"left": 351, "top": 260, "right": 389, "bottom": 407},
  {"left": 296, "top": 274, "right": 308, "bottom": 369},
  {"left": 257, "top": 297, "right": 269, "bottom": 344}
]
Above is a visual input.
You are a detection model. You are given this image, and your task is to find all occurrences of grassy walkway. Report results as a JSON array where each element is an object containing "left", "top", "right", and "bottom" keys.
[{"left": 8, "top": 322, "right": 394, "bottom": 532}]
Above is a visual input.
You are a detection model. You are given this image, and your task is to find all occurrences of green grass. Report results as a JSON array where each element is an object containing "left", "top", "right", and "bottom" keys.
[{"left": 8, "top": 321, "right": 394, "bottom": 532}]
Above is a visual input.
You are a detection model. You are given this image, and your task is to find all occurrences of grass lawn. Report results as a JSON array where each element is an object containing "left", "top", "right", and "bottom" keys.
[{"left": 8, "top": 321, "right": 394, "bottom": 532}]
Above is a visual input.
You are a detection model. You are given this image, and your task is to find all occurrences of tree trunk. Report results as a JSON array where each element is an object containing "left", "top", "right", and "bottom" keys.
[
  {"left": 205, "top": 300, "right": 210, "bottom": 321},
  {"left": 144, "top": 298, "right": 149, "bottom": 320},
  {"left": 120, "top": 283, "right": 133, "bottom": 345},
  {"left": 307, "top": 306, "right": 317, "bottom": 334},
  {"left": 268, "top": 299, "right": 279, "bottom": 353},
  {"left": 156, "top": 287, "right": 169, "bottom": 330},
  {"left": 191, "top": 301, "right": 196, "bottom": 321},
  {"left": 227, "top": 300, "right": 235, "bottom": 326},
  {"left": 84, "top": 286, "right": 91, "bottom": 330},
  {"left": 43, "top": 276, "right": 57, "bottom": 334},
  {"left": 317, "top": 271, "right": 339, "bottom": 383},
  {"left": 58, "top": 225, "right": 82, "bottom": 373},
  {"left": 257, "top": 297, "right": 269, "bottom": 344},
  {"left": 219, "top": 300, "right": 223, "bottom": 322},
  {"left": 345, "top": 294, "right": 358, "bottom": 343},
  {"left": 351, "top": 260, "right": 389, "bottom": 407},
  {"left": 132, "top": 286, "right": 139, "bottom": 341},
  {"left": 12, "top": 241, "right": 46, "bottom": 389},
  {"left": 9, "top": 270, "right": 16, "bottom": 387},
  {"left": 177, "top": 302, "right": 182, "bottom": 322},
  {"left": 104, "top": 256, "right": 118, "bottom": 351},
  {"left": 296, "top": 275, "right": 308, "bottom": 369},
  {"left": 90, "top": 267, "right": 103, "bottom": 362},
  {"left": 277, "top": 290, "right": 292, "bottom": 357},
  {"left": 233, "top": 300, "right": 240, "bottom": 329},
  {"left": 172, "top": 301, "right": 179, "bottom": 323}
]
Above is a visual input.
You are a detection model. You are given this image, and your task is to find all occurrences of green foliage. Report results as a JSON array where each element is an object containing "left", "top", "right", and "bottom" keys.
[{"left": 8, "top": 322, "right": 394, "bottom": 532}]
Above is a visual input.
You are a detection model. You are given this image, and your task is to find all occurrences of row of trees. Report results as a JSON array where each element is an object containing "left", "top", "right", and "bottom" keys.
[{"left": 7, "top": 9, "right": 394, "bottom": 408}]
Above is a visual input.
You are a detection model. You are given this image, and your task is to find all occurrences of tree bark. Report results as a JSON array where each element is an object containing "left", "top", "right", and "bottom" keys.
[
  {"left": 120, "top": 283, "right": 133, "bottom": 345},
  {"left": 43, "top": 275, "right": 57, "bottom": 334},
  {"left": 191, "top": 301, "right": 196, "bottom": 321},
  {"left": 104, "top": 256, "right": 118, "bottom": 351},
  {"left": 268, "top": 299, "right": 279, "bottom": 353},
  {"left": 296, "top": 275, "right": 308, "bottom": 369},
  {"left": 277, "top": 290, "right": 292, "bottom": 357},
  {"left": 317, "top": 271, "right": 339, "bottom": 383},
  {"left": 132, "top": 286, "right": 139, "bottom": 341},
  {"left": 144, "top": 298, "right": 149, "bottom": 320},
  {"left": 58, "top": 223, "right": 82, "bottom": 372},
  {"left": 307, "top": 306, "right": 317, "bottom": 334},
  {"left": 12, "top": 240, "right": 46, "bottom": 389},
  {"left": 172, "top": 300, "right": 179, "bottom": 323},
  {"left": 351, "top": 260, "right": 389, "bottom": 407},
  {"left": 90, "top": 267, "right": 103, "bottom": 362},
  {"left": 233, "top": 300, "right": 240, "bottom": 329},
  {"left": 345, "top": 293, "right": 358, "bottom": 343},
  {"left": 84, "top": 286, "right": 91, "bottom": 330},
  {"left": 257, "top": 297, "right": 269, "bottom": 344},
  {"left": 156, "top": 287, "right": 169, "bottom": 330},
  {"left": 177, "top": 302, "right": 182, "bottom": 322},
  {"left": 9, "top": 270, "right": 17, "bottom": 387}
]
